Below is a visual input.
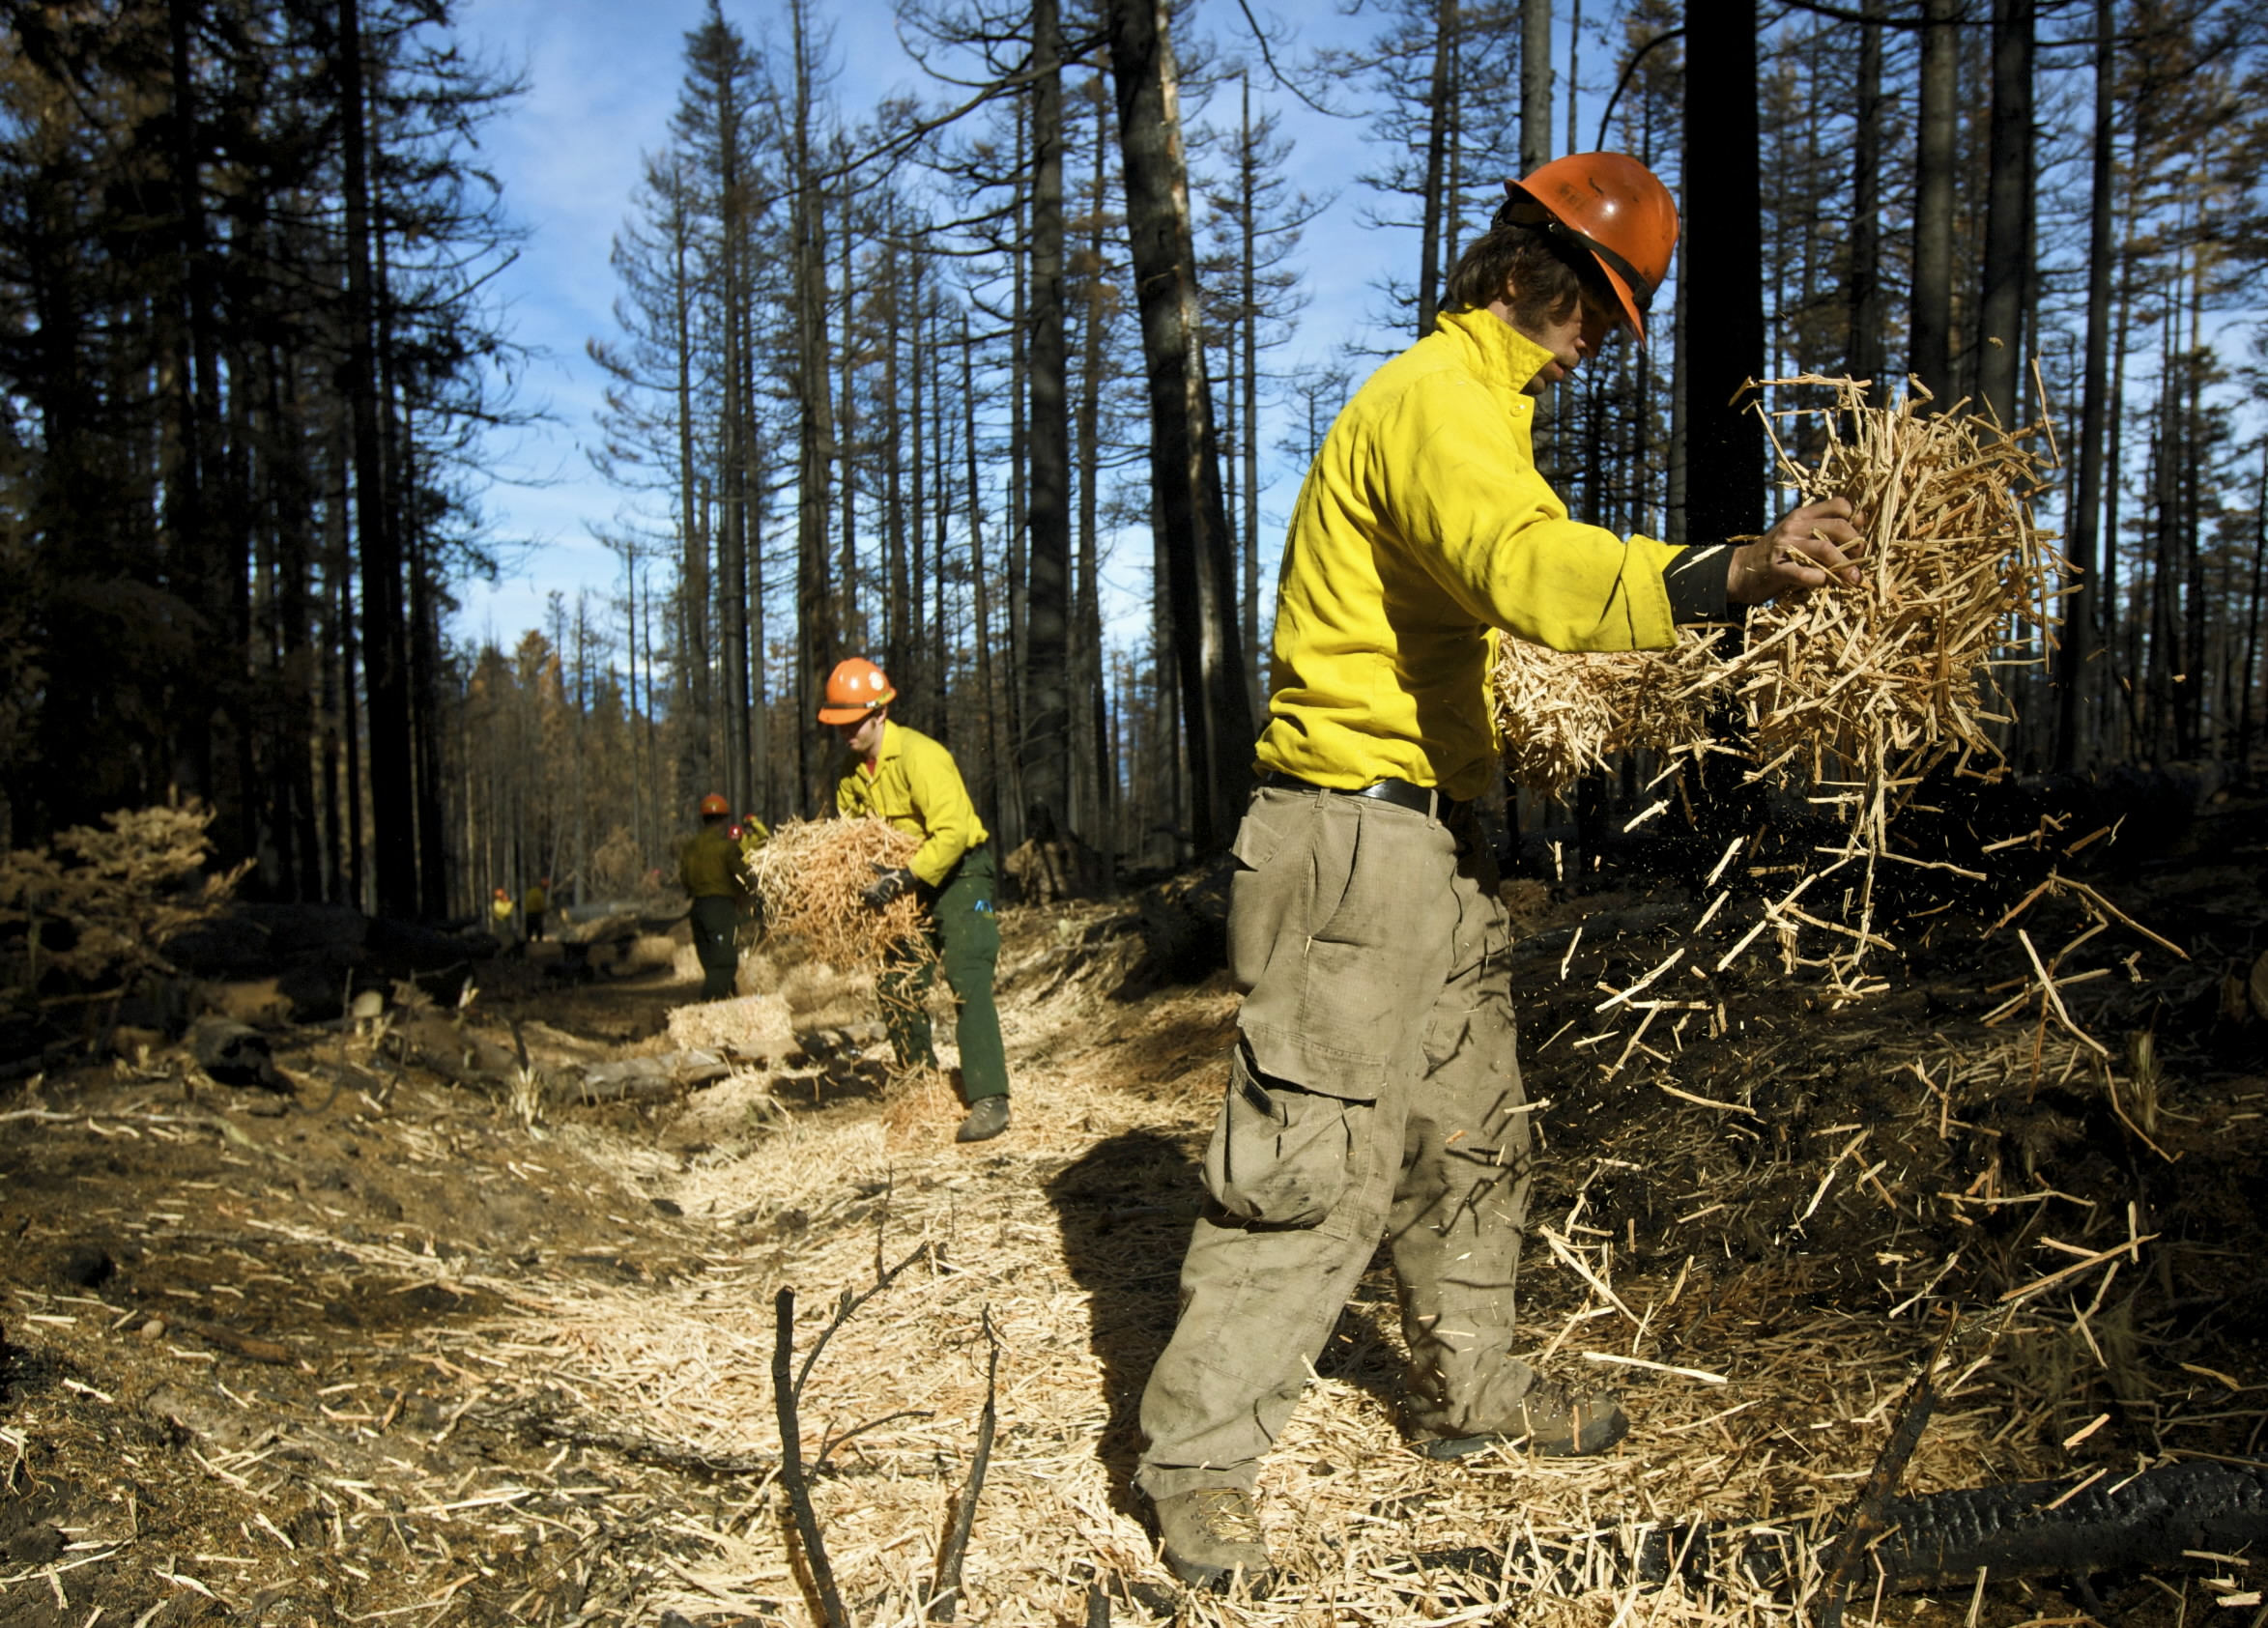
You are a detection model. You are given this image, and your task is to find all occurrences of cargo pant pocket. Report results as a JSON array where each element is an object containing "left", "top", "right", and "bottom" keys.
[{"left": 1203, "top": 1046, "right": 1360, "bottom": 1228}]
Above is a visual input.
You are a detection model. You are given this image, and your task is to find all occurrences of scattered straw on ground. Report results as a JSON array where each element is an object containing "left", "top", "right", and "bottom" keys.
[
  {"left": 420, "top": 901, "right": 2247, "bottom": 1628},
  {"left": 751, "top": 818, "right": 931, "bottom": 969},
  {"left": 5, "top": 873, "right": 2254, "bottom": 1628}
]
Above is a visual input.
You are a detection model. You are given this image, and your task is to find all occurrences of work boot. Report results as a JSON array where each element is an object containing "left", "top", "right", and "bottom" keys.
[
  {"left": 955, "top": 1095, "right": 1011, "bottom": 1143},
  {"left": 1152, "top": 1487, "right": 1272, "bottom": 1593},
  {"left": 1409, "top": 1374, "right": 1628, "bottom": 1460}
]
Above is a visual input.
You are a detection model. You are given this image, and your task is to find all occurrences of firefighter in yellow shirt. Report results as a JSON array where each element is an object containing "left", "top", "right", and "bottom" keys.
[
  {"left": 522, "top": 877, "right": 550, "bottom": 942},
  {"left": 1134, "top": 153, "right": 1864, "bottom": 1592},
  {"left": 678, "top": 794, "right": 746, "bottom": 1000},
  {"left": 821, "top": 658, "right": 1009, "bottom": 1144}
]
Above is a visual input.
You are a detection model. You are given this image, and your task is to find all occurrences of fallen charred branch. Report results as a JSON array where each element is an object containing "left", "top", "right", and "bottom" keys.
[
  {"left": 927, "top": 1306, "right": 1000, "bottom": 1622},
  {"left": 1411, "top": 1461, "right": 2268, "bottom": 1600},
  {"left": 480, "top": 1394, "right": 779, "bottom": 1480}
]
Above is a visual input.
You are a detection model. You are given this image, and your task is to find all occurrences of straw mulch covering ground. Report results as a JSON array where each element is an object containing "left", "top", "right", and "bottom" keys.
[
  {"left": 666, "top": 990, "right": 799, "bottom": 1062},
  {"left": 3, "top": 852, "right": 2257, "bottom": 1627},
  {"left": 401, "top": 900, "right": 2246, "bottom": 1628},
  {"left": 751, "top": 818, "right": 933, "bottom": 970}
]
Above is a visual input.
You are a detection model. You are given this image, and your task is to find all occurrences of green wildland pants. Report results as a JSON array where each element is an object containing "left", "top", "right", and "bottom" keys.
[
  {"left": 1135, "top": 784, "right": 1535, "bottom": 1500},
  {"left": 688, "top": 895, "right": 739, "bottom": 1000},
  {"left": 878, "top": 843, "right": 1008, "bottom": 1100}
]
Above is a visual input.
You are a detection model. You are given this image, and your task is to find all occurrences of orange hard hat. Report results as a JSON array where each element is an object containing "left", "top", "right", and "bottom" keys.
[
  {"left": 818, "top": 657, "right": 896, "bottom": 725},
  {"left": 699, "top": 792, "right": 730, "bottom": 816},
  {"left": 1500, "top": 152, "right": 1679, "bottom": 343},
  {"left": 494, "top": 887, "right": 508, "bottom": 899}
]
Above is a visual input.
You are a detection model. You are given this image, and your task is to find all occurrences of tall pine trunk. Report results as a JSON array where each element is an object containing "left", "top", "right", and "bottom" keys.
[
  {"left": 1024, "top": 0, "right": 1074, "bottom": 839},
  {"left": 338, "top": 0, "right": 416, "bottom": 919},
  {"left": 1519, "top": 0, "right": 1551, "bottom": 176},
  {"left": 1077, "top": 78, "right": 1112, "bottom": 851},
  {"left": 2055, "top": 0, "right": 2115, "bottom": 771},
  {"left": 1911, "top": 0, "right": 1958, "bottom": 406},
  {"left": 668, "top": 163, "right": 710, "bottom": 807},
  {"left": 1680, "top": 4, "right": 1764, "bottom": 543},
  {"left": 1415, "top": 0, "right": 1455, "bottom": 336},
  {"left": 1105, "top": 0, "right": 1254, "bottom": 852},
  {"left": 1848, "top": 3, "right": 1884, "bottom": 400},
  {"left": 790, "top": 0, "right": 837, "bottom": 813},
  {"left": 1976, "top": 0, "right": 2033, "bottom": 428}
]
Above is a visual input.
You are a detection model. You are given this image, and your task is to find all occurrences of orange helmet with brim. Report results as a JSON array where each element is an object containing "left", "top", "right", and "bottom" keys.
[
  {"left": 699, "top": 792, "right": 730, "bottom": 817},
  {"left": 1498, "top": 152, "right": 1679, "bottom": 345},
  {"left": 818, "top": 657, "right": 896, "bottom": 725}
]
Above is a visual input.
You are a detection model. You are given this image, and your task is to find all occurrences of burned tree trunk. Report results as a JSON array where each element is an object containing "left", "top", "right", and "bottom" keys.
[
  {"left": 1025, "top": 0, "right": 1074, "bottom": 840},
  {"left": 1103, "top": 0, "right": 1254, "bottom": 853}
]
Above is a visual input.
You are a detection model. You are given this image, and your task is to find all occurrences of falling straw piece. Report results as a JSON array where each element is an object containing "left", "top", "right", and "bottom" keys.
[
  {"left": 1595, "top": 949, "right": 1685, "bottom": 1014},
  {"left": 1655, "top": 1080, "right": 1758, "bottom": 1116}
]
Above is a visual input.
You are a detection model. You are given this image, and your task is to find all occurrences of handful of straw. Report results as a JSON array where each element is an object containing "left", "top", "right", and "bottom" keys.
[
  {"left": 1491, "top": 628, "right": 1725, "bottom": 797},
  {"left": 748, "top": 817, "right": 930, "bottom": 969},
  {"left": 1491, "top": 378, "right": 2062, "bottom": 840},
  {"left": 1726, "top": 375, "right": 2061, "bottom": 850},
  {"left": 1491, "top": 379, "right": 2063, "bottom": 992}
]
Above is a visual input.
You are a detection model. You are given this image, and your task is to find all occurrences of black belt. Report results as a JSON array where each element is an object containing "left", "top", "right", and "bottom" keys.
[{"left": 1260, "top": 771, "right": 1464, "bottom": 818}]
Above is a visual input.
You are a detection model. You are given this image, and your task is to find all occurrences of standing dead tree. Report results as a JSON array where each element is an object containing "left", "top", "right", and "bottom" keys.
[{"left": 1104, "top": 0, "right": 1254, "bottom": 852}]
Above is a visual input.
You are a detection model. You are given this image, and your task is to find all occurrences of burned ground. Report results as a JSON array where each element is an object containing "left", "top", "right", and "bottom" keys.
[{"left": 2, "top": 794, "right": 2264, "bottom": 1628}]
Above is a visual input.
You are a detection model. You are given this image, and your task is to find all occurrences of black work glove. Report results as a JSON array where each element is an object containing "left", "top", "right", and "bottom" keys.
[{"left": 862, "top": 866, "right": 917, "bottom": 910}]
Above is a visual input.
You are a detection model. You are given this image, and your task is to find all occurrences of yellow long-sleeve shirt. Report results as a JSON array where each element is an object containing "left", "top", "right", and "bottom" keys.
[
  {"left": 836, "top": 722, "right": 988, "bottom": 887},
  {"left": 679, "top": 825, "right": 746, "bottom": 899},
  {"left": 1258, "top": 306, "right": 1685, "bottom": 802}
]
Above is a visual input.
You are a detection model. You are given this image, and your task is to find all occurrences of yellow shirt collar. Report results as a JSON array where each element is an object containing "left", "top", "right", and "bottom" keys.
[
  {"left": 1434, "top": 306, "right": 1557, "bottom": 396},
  {"left": 856, "top": 718, "right": 904, "bottom": 778}
]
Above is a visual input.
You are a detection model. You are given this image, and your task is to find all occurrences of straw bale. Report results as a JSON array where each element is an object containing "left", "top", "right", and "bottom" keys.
[
  {"left": 750, "top": 816, "right": 932, "bottom": 969},
  {"left": 625, "top": 930, "right": 678, "bottom": 967},
  {"left": 665, "top": 990, "right": 797, "bottom": 1061},
  {"left": 776, "top": 957, "right": 876, "bottom": 1030},
  {"left": 667, "top": 1065, "right": 791, "bottom": 1144}
]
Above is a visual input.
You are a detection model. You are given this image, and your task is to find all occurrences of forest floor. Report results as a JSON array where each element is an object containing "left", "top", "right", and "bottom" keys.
[{"left": 3, "top": 796, "right": 2266, "bottom": 1628}]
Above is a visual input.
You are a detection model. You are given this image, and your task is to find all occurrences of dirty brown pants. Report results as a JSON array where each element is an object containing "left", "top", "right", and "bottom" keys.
[{"left": 1134, "top": 785, "right": 1535, "bottom": 1500}]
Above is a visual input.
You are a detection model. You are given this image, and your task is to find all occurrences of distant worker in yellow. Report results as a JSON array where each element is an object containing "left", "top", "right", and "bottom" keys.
[
  {"left": 679, "top": 793, "right": 746, "bottom": 1001},
  {"left": 522, "top": 876, "right": 551, "bottom": 942},
  {"left": 490, "top": 886, "right": 514, "bottom": 938},
  {"left": 821, "top": 658, "right": 1010, "bottom": 1143}
]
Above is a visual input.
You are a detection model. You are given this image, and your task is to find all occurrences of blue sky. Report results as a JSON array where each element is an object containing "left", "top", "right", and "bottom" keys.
[{"left": 445, "top": 0, "right": 1521, "bottom": 651}]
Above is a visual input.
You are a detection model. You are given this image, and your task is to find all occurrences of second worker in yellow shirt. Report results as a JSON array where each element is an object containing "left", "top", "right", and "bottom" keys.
[{"left": 821, "top": 658, "right": 1011, "bottom": 1144}]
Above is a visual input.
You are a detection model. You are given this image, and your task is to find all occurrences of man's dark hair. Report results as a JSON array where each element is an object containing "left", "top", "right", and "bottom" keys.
[{"left": 1442, "top": 217, "right": 1614, "bottom": 331}]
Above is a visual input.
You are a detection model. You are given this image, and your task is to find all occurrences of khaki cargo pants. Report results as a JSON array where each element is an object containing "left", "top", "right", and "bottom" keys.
[{"left": 1135, "top": 785, "right": 1536, "bottom": 1500}]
